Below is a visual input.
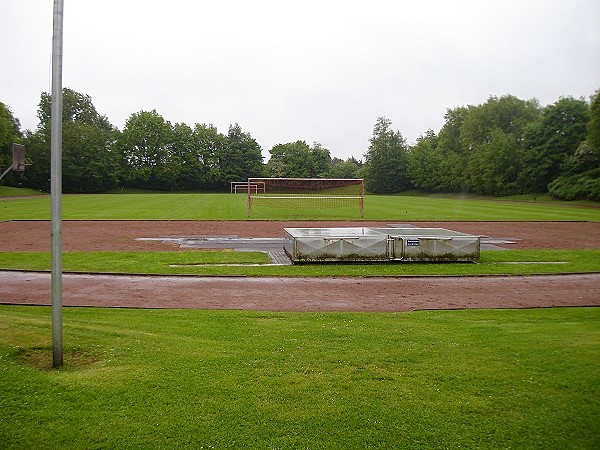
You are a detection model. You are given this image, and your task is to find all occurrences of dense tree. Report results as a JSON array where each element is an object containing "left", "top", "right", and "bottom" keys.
[
  {"left": 37, "top": 90, "right": 113, "bottom": 131},
  {"left": 308, "top": 142, "right": 333, "bottom": 177},
  {"left": 432, "top": 107, "right": 471, "bottom": 192},
  {"left": 192, "top": 124, "right": 228, "bottom": 189},
  {"left": 267, "top": 141, "right": 312, "bottom": 178},
  {"left": 519, "top": 97, "right": 590, "bottom": 192},
  {"left": 20, "top": 129, "right": 48, "bottom": 191},
  {"left": 11, "top": 86, "right": 598, "bottom": 198},
  {"left": 23, "top": 88, "right": 120, "bottom": 193},
  {"left": 548, "top": 91, "right": 600, "bottom": 200},
  {"left": 409, "top": 96, "right": 548, "bottom": 196},
  {"left": 547, "top": 165, "right": 600, "bottom": 200},
  {"left": 467, "top": 128, "right": 520, "bottom": 195},
  {"left": 459, "top": 95, "right": 540, "bottom": 151},
  {"left": 437, "top": 107, "right": 469, "bottom": 154},
  {"left": 169, "top": 122, "right": 195, "bottom": 189},
  {"left": 118, "top": 117, "right": 262, "bottom": 191},
  {"left": 61, "top": 121, "right": 120, "bottom": 193},
  {"left": 0, "top": 102, "right": 23, "bottom": 186},
  {"left": 170, "top": 122, "right": 227, "bottom": 190},
  {"left": 217, "top": 123, "right": 264, "bottom": 188},
  {"left": 118, "top": 110, "right": 178, "bottom": 190},
  {"left": 408, "top": 130, "right": 446, "bottom": 191},
  {"left": 266, "top": 141, "right": 332, "bottom": 178},
  {"left": 587, "top": 89, "right": 600, "bottom": 158},
  {"left": 330, "top": 156, "right": 362, "bottom": 179},
  {"left": 452, "top": 95, "right": 539, "bottom": 195},
  {"left": 364, "top": 117, "right": 411, "bottom": 193}
]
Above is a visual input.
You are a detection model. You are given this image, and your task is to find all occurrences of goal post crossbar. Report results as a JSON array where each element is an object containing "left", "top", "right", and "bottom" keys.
[{"left": 250, "top": 195, "right": 363, "bottom": 199}]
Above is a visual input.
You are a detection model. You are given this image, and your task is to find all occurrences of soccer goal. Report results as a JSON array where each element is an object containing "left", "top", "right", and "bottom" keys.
[
  {"left": 247, "top": 178, "right": 365, "bottom": 217},
  {"left": 230, "top": 181, "right": 266, "bottom": 194}
]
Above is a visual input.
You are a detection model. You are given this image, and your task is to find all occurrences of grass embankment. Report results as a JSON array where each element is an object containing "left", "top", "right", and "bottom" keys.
[
  {"left": 0, "top": 249, "right": 599, "bottom": 276},
  {"left": 0, "top": 186, "right": 42, "bottom": 197},
  {"left": 1, "top": 305, "right": 598, "bottom": 449},
  {"left": 1, "top": 191, "right": 599, "bottom": 221}
]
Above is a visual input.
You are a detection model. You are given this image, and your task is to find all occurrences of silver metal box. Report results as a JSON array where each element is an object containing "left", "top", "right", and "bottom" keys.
[{"left": 283, "top": 227, "right": 480, "bottom": 263}]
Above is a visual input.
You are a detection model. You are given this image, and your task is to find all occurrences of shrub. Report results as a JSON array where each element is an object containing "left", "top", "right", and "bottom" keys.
[{"left": 548, "top": 168, "right": 600, "bottom": 201}]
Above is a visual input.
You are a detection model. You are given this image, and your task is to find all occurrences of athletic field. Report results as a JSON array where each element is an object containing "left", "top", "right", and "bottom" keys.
[{"left": 1, "top": 190, "right": 599, "bottom": 449}]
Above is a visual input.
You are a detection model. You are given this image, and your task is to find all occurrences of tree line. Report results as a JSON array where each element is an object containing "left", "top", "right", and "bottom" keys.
[
  {"left": 4, "top": 89, "right": 266, "bottom": 193},
  {"left": 1, "top": 88, "right": 598, "bottom": 200},
  {"left": 366, "top": 92, "right": 599, "bottom": 200}
]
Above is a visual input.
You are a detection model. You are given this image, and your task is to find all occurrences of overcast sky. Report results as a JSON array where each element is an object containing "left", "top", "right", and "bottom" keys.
[{"left": 2, "top": 0, "right": 599, "bottom": 161}]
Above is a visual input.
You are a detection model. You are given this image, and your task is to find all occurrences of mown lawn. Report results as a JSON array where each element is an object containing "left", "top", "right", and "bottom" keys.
[
  {"left": 1, "top": 191, "right": 599, "bottom": 221},
  {"left": 0, "top": 305, "right": 598, "bottom": 449},
  {"left": 0, "top": 249, "right": 599, "bottom": 276}
]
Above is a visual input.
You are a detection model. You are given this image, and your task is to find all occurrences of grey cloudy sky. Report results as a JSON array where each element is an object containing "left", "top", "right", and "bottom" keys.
[{"left": 2, "top": 0, "right": 600, "bottom": 161}]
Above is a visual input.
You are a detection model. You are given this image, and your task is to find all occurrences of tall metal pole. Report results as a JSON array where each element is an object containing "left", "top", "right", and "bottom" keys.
[{"left": 51, "top": 0, "right": 64, "bottom": 368}]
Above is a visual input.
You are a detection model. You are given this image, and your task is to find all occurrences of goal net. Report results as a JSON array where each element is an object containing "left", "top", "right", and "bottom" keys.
[{"left": 247, "top": 178, "right": 365, "bottom": 217}]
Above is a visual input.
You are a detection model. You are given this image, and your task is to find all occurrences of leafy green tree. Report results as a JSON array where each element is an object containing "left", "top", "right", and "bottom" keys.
[
  {"left": 62, "top": 122, "right": 120, "bottom": 193},
  {"left": 587, "top": 89, "right": 600, "bottom": 158},
  {"left": 330, "top": 156, "right": 362, "bottom": 179},
  {"left": 192, "top": 124, "right": 228, "bottom": 189},
  {"left": 411, "top": 92, "right": 596, "bottom": 198},
  {"left": 37, "top": 89, "right": 113, "bottom": 131},
  {"left": 408, "top": 129, "right": 442, "bottom": 191},
  {"left": 424, "top": 97, "right": 541, "bottom": 195},
  {"left": 437, "top": 107, "right": 469, "bottom": 154},
  {"left": 216, "top": 123, "right": 263, "bottom": 188},
  {"left": 434, "top": 107, "right": 471, "bottom": 192},
  {"left": 548, "top": 90, "right": 600, "bottom": 200},
  {"left": 520, "top": 97, "right": 590, "bottom": 192},
  {"left": 169, "top": 122, "right": 197, "bottom": 190},
  {"left": 0, "top": 102, "right": 23, "bottom": 186},
  {"left": 266, "top": 141, "right": 332, "bottom": 178},
  {"left": 460, "top": 95, "right": 540, "bottom": 151},
  {"left": 23, "top": 88, "right": 120, "bottom": 193},
  {"left": 364, "top": 117, "right": 411, "bottom": 193},
  {"left": 457, "top": 95, "right": 539, "bottom": 195},
  {"left": 467, "top": 128, "right": 520, "bottom": 195},
  {"left": 172, "top": 122, "right": 229, "bottom": 191},
  {"left": 118, "top": 110, "right": 178, "bottom": 190},
  {"left": 266, "top": 141, "right": 311, "bottom": 177},
  {"left": 21, "top": 129, "right": 48, "bottom": 191},
  {"left": 308, "top": 142, "right": 333, "bottom": 177}
]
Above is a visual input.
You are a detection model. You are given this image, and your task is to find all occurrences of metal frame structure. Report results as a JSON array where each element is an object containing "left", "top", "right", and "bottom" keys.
[
  {"left": 230, "top": 181, "right": 265, "bottom": 194},
  {"left": 247, "top": 178, "right": 365, "bottom": 217}
]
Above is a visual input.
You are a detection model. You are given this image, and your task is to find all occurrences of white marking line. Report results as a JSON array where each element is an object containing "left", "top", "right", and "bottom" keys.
[
  {"left": 495, "top": 261, "right": 569, "bottom": 264},
  {"left": 169, "top": 263, "right": 287, "bottom": 267}
]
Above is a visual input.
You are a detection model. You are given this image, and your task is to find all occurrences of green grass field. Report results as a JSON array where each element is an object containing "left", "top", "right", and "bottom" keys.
[
  {"left": 1, "top": 190, "right": 599, "bottom": 221},
  {"left": 1, "top": 305, "right": 598, "bottom": 449},
  {"left": 1, "top": 188, "right": 599, "bottom": 448},
  {"left": 1, "top": 249, "right": 599, "bottom": 276},
  {"left": 1, "top": 188, "right": 599, "bottom": 276}
]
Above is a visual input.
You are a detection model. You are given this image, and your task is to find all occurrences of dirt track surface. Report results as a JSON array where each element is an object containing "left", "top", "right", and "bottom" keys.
[
  {"left": 2, "top": 220, "right": 600, "bottom": 251},
  {"left": 1, "top": 271, "right": 599, "bottom": 312},
  {"left": 1, "top": 220, "right": 599, "bottom": 311}
]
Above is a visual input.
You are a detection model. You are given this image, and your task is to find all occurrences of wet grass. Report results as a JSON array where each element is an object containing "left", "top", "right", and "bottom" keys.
[
  {"left": 1, "top": 305, "right": 598, "bottom": 449},
  {"left": 1, "top": 191, "right": 599, "bottom": 221},
  {"left": 0, "top": 249, "right": 598, "bottom": 276}
]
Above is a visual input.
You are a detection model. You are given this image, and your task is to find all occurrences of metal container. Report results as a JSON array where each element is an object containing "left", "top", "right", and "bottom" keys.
[{"left": 284, "top": 227, "right": 480, "bottom": 263}]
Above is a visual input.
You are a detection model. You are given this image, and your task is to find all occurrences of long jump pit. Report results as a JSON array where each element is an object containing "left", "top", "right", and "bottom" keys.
[{"left": 0, "top": 220, "right": 599, "bottom": 312}]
